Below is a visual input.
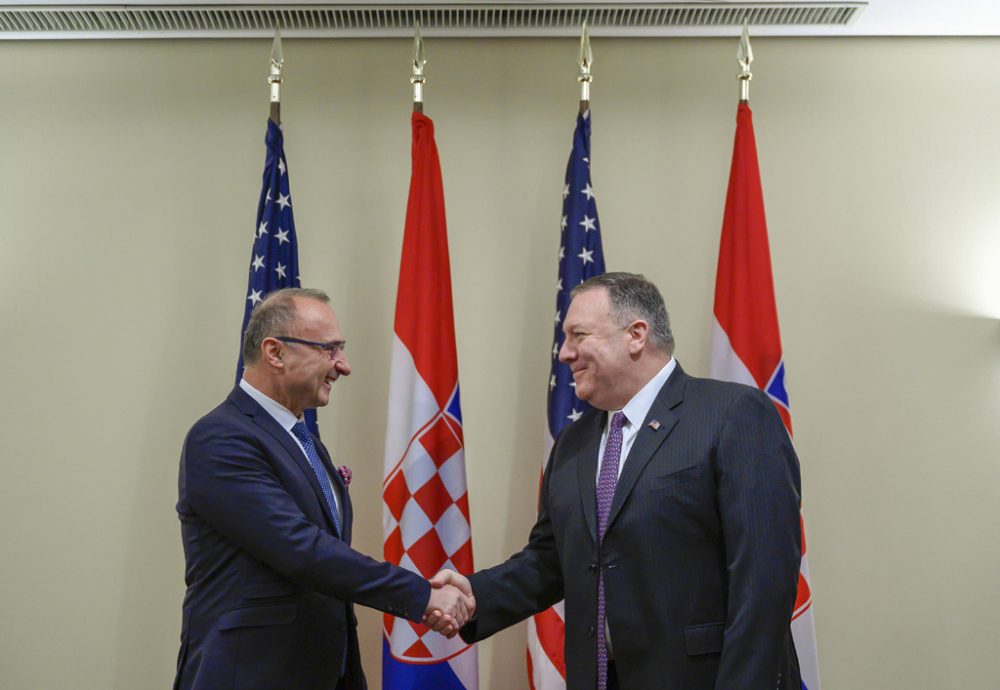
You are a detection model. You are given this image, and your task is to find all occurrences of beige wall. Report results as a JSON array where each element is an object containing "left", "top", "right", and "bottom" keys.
[{"left": 1, "top": 35, "right": 999, "bottom": 689}]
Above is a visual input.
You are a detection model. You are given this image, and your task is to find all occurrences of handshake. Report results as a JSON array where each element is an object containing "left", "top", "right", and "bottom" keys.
[{"left": 421, "top": 569, "right": 474, "bottom": 638}]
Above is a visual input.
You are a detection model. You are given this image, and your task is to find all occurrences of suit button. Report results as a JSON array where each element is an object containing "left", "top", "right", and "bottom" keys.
[
  {"left": 588, "top": 563, "right": 598, "bottom": 572},
  {"left": 588, "top": 626, "right": 595, "bottom": 637}
]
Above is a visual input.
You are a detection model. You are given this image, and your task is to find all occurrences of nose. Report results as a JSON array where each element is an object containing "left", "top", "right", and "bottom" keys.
[
  {"left": 558, "top": 339, "right": 574, "bottom": 364},
  {"left": 334, "top": 355, "right": 351, "bottom": 377}
]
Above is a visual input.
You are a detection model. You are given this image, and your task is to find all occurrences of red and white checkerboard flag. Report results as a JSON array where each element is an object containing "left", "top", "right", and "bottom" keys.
[
  {"left": 381, "top": 112, "right": 478, "bottom": 689},
  {"left": 710, "top": 101, "right": 821, "bottom": 690}
]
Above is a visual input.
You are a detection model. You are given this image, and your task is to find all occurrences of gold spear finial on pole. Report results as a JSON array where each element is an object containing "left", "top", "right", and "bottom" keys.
[
  {"left": 578, "top": 19, "right": 593, "bottom": 113},
  {"left": 411, "top": 21, "right": 426, "bottom": 113},
  {"left": 269, "top": 26, "right": 284, "bottom": 123},
  {"left": 737, "top": 16, "right": 753, "bottom": 103}
]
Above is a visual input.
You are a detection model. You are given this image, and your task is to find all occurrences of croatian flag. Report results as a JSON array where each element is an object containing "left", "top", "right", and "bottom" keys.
[
  {"left": 382, "top": 112, "right": 478, "bottom": 690},
  {"left": 709, "top": 102, "right": 821, "bottom": 690},
  {"left": 527, "top": 109, "right": 607, "bottom": 690},
  {"left": 236, "top": 118, "right": 318, "bottom": 435}
]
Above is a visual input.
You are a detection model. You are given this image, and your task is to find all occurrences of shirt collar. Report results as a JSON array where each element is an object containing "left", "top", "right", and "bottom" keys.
[
  {"left": 239, "top": 378, "right": 301, "bottom": 432},
  {"left": 614, "top": 358, "right": 676, "bottom": 430}
]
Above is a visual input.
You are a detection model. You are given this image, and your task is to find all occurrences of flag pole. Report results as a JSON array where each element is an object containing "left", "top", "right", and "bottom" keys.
[
  {"left": 577, "top": 20, "right": 592, "bottom": 114},
  {"left": 737, "top": 17, "right": 752, "bottom": 104},
  {"left": 411, "top": 21, "right": 426, "bottom": 114},
  {"left": 269, "top": 26, "right": 284, "bottom": 124}
]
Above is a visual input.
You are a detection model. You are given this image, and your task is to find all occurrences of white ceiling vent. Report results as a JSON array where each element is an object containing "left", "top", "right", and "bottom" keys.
[{"left": 0, "top": 1, "right": 867, "bottom": 39}]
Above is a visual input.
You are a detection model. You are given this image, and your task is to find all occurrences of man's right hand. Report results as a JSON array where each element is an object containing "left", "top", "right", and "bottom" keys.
[{"left": 422, "top": 570, "right": 475, "bottom": 638}]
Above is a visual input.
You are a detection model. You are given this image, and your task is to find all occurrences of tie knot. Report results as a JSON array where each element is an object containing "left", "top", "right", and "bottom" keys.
[{"left": 611, "top": 411, "right": 626, "bottom": 431}]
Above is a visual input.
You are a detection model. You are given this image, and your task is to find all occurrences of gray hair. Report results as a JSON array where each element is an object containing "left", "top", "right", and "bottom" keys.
[
  {"left": 242, "top": 287, "right": 331, "bottom": 364},
  {"left": 571, "top": 272, "right": 675, "bottom": 354}
]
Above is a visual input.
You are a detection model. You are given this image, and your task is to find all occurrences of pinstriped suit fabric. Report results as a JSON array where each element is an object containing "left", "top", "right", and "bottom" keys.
[{"left": 461, "top": 364, "right": 802, "bottom": 690}]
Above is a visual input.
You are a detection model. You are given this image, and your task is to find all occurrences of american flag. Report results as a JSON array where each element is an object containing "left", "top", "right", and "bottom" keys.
[
  {"left": 709, "top": 101, "right": 820, "bottom": 690},
  {"left": 527, "top": 109, "right": 607, "bottom": 690},
  {"left": 235, "top": 118, "right": 317, "bottom": 435},
  {"left": 381, "top": 111, "right": 478, "bottom": 690}
]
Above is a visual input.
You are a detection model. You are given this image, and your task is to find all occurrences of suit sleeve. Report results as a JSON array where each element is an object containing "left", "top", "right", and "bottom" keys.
[
  {"left": 181, "top": 419, "right": 430, "bottom": 622},
  {"left": 460, "top": 445, "right": 565, "bottom": 643},
  {"left": 715, "top": 389, "right": 802, "bottom": 689}
]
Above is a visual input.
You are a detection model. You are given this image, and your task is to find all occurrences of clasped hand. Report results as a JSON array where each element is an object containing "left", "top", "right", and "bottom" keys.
[{"left": 422, "top": 569, "right": 475, "bottom": 638}]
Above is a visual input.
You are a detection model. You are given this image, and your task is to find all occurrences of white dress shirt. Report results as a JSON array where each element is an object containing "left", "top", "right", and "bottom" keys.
[
  {"left": 239, "top": 378, "right": 342, "bottom": 524},
  {"left": 596, "top": 358, "right": 677, "bottom": 481}
]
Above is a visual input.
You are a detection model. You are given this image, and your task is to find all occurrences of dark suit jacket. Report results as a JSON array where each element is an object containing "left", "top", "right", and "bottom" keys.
[
  {"left": 175, "top": 386, "right": 429, "bottom": 690},
  {"left": 461, "top": 364, "right": 802, "bottom": 690}
]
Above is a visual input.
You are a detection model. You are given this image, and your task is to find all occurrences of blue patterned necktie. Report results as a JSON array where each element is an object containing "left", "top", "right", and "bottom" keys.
[
  {"left": 290, "top": 421, "right": 342, "bottom": 537},
  {"left": 596, "top": 411, "right": 626, "bottom": 690}
]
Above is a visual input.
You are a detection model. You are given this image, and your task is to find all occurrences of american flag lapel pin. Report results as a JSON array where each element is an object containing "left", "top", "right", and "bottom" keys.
[{"left": 648, "top": 420, "right": 661, "bottom": 430}]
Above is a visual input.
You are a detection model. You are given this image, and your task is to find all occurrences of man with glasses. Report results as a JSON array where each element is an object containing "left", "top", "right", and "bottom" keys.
[{"left": 175, "top": 288, "right": 472, "bottom": 690}]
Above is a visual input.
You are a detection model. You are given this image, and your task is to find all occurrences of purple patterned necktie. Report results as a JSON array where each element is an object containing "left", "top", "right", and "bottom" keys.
[{"left": 596, "top": 411, "right": 626, "bottom": 690}]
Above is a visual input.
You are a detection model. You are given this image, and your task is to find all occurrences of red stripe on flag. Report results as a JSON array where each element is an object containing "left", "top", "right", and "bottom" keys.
[
  {"left": 533, "top": 608, "right": 567, "bottom": 678},
  {"left": 713, "top": 102, "right": 783, "bottom": 390},
  {"left": 393, "top": 112, "right": 459, "bottom": 409}
]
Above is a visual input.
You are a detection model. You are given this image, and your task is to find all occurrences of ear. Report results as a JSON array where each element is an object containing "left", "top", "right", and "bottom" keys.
[
  {"left": 260, "top": 337, "right": 285, "bottom": 369},
  {"left": 625, "top": 319, "right": 649, "bottom": 355}
]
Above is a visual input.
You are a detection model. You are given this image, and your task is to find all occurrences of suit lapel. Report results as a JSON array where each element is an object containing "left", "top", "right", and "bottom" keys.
[
  {"left": 604, "top": 365, "right": 687, "bottom": 535},
  {"left": 229, "top": 387, "right": 344, "bottom": 538},
  {"left": 576, "top": 410, "right": 606, "bottom": 545}
]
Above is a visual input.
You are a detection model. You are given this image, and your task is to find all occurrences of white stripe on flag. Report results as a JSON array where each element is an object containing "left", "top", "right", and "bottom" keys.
[
  {"left": 384, "top": 335, "right": 440, "bottom": 471},
  {"left": 447, "top": 639, "right": 481, "bottom": 689},
  {"left": 793, "top": 553, "right": 821, "bottom": 690},
  {"left": 709, "top": 318, "right": 758, "bottom": 387}
]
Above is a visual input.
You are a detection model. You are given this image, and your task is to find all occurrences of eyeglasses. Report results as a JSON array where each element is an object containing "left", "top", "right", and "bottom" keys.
[{"left": 275, "top": 336, "right": 347, "bottom": 359}]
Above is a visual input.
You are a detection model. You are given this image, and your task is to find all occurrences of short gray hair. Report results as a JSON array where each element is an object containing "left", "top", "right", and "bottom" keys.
[
  {"left": 571, "top": 272, "right": 675, "bottom": 354},
  {"left": 242, "top": 287, "right": 331, "bottom": 364}
]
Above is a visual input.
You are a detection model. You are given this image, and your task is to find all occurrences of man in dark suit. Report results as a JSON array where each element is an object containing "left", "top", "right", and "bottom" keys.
[
  {"left": 175, "top": 288, "right": 471, "bottom": 690},
  {"left": 431, "top": 273, "right": 802, "bottom": 689}
]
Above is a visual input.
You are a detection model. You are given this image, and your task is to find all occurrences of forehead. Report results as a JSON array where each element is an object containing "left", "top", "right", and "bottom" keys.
[
  {"left": 291, "top": 298, "right": 341, "bottom": 338},
  {"left": 565, "top": 288, "right": 612, "bottom": 327}
]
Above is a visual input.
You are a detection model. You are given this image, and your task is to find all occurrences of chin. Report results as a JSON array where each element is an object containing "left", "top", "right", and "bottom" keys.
[{"left": 582, "top": 391, "right": 614, "bottom": 411}]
